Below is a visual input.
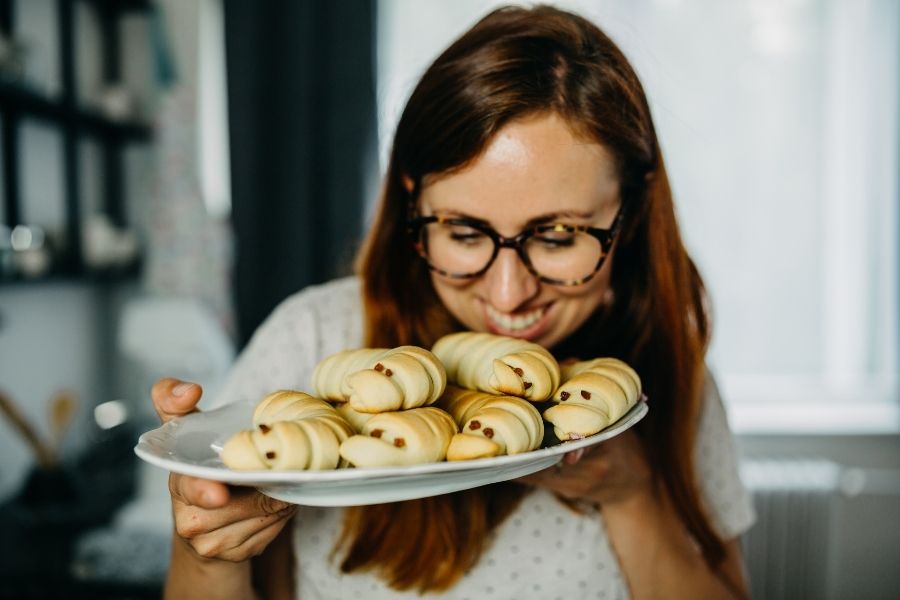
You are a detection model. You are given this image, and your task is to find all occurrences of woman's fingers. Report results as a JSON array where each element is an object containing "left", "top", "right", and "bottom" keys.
[
  {"left": 187, "top": 507, "right": 297, "bottom": 561},
  {"left": 172, "top": 479, "right": 294, "bottom": 535},
  {"left": 564, "top": 447, "right": 586, "bottom": 464},
  {"left": 172, "top": 475, "right": 293, "bottom": 515},
  {"left": 518, "top": 446, "right": 609, "bottom": 491},
  {"left": 223, "top": 512, "right": 296, "bottom": 561},
  {"left": 152, "top": 377, "right": 295, "bottom": 563},
  {"left": 151, "top": 377, "right": 203, "bottom": 424},
  {"left": 170, "top": 473, "right": 232, "bottom": 509}
]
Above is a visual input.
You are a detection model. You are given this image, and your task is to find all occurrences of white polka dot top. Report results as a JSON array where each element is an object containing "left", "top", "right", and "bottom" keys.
[{"left": 211, "top": 277, "right": 756, "bottom": 599}]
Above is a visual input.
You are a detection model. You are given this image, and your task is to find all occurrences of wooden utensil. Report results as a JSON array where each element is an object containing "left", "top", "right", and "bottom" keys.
[
  {"left": 48, "top": 390, "right": 77, "bottom": 464},
  {"left": 0, "top": 389, "right": 54, "bottom": 468}
]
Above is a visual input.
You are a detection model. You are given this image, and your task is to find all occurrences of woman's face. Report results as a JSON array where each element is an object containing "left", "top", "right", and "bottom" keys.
[{"left": 417, "top": 112, "right": 621, "bottom": 350}]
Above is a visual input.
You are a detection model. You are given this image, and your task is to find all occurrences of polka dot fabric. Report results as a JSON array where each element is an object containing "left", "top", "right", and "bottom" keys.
[
  {"left": 209, "top": 277, "right": 755, "bottom": 598},
  {"left": 294, "top": 490, "right": 628, "bottom": 599}
]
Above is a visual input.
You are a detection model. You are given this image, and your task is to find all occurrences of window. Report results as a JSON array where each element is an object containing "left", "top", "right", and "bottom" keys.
[{"left": 376, "top": 0, "right": 899, "bottom": 433}]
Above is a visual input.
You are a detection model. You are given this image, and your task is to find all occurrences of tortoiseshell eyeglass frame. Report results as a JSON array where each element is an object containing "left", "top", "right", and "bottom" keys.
[{"left": 406, "top": 204, "right": 623, "bottom": 286}]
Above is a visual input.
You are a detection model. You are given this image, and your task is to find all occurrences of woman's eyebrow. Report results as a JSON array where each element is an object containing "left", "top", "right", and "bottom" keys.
[
  {"left": 430, "top": 208, "right": 597, "bottom": 228},
  {"left": 522, "top": 210, "right": 596, "bottom": 227},
  {"left": 430, "top": 209, "right": 491, "bottom": 225}
]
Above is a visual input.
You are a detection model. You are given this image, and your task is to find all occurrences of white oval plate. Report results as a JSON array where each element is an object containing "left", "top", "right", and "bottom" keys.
[{"left": 135, "top": 400, "right": 647, "bottom": 506}]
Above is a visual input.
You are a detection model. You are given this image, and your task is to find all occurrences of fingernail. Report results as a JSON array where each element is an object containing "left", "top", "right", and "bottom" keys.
[
  {"left": 575, "top": 448, "right": 585, "bottom": 461},
  {"left": 173, "top": 382, "right": 194, "bottom": 397},
  {"left": 200, "top": 490, "right": 213, "bottom": 505}
]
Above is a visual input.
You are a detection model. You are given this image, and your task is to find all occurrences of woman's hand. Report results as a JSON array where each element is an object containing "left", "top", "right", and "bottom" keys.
[
  {"left": 152, "top": 378, "right": 297, "bottom": 563},
  {"left": 517, "top": 429, "right": 652, "bottom": 506}
]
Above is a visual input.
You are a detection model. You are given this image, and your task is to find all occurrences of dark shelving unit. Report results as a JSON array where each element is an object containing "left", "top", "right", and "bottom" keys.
[{"left": 0, "top": 0, "right": 153, "bottom": 282}]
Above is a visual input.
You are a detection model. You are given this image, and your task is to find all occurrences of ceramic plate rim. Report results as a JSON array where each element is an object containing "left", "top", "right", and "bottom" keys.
[{"left": 134, "top": 400, "right": 648, "bottom": 484}]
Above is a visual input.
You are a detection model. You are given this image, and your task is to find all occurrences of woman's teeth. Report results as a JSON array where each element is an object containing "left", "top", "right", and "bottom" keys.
[{"left": 485, "top": 305, "right": 546, "bottom": 332}]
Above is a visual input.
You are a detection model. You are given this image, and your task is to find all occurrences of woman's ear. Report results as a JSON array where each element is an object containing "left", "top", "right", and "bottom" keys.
[{"left": 402, "top": 175, "right": 415, "bottom": 194}]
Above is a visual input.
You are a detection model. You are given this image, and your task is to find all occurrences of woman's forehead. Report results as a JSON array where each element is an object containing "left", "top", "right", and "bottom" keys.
[{"left": 419, "top": 114, "right": 620, "bottom": 225}]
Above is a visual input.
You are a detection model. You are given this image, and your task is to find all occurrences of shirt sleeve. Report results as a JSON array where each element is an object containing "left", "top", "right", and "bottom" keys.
[
  {"left": 202, "top": 277, "right": 364, "bottom": 411},
  {"left": 693, "top": 369, "right": 757, "bottom": 540}
]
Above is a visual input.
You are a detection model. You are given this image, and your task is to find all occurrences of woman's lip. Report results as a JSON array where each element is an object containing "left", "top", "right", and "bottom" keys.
[{"left": 482, "top": 302, "right": 553, "bottom": 340}]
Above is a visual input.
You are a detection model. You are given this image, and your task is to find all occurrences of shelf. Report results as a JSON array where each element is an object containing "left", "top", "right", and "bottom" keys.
[
  {"left": 0, "top": 275, "right": 140, "bottom": 289},
  {"left": 76, "top": 0, "right": 153, "bottom": 16},
  {"left": 0, "top": 261, "right": 142, "bottom": 288},
  {"left": 0, "top": 79, "right": 152, "bottom": 142},
  {"left": 0, "top": 0, "right": 154, "bottom": 287}
]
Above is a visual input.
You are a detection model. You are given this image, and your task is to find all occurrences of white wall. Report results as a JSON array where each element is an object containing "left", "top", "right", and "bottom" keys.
[{"left": 0, "top": 284, "right": 109, "bottom": 499}]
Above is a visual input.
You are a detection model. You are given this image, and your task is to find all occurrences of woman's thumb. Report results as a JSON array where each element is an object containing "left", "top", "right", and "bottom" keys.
[{"left": 151, "top": 378, "right": 203, "bottom": 423}]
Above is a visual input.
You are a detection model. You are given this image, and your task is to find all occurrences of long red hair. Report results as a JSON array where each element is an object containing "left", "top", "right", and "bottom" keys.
[{"left": 338, "top": 5, "right": 721, "bottom": 592}]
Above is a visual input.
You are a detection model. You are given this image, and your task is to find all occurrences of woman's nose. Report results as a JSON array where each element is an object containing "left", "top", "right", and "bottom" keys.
[{"left": 484, "top": 248, "right": 539, "bottom": 312}]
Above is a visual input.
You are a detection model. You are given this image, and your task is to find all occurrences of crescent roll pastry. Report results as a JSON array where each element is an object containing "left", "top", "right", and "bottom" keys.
[
  {"left": 311, "top": 346, "right": 447, "bottom": 413},
  {"left": 438, "top": 386, "right": 544, "bottom": 461},
  {"left": 542, "top": 357, "right": 642, "bottom": 440},
  {"left": 431, "top": 332, "right": 560, "bottom": 401},
  {"left": 220, "top": 390, "right": 354, "bottom": 470},
  {"left": 338, "top": 407, "right": 458, "bottom": 467}
]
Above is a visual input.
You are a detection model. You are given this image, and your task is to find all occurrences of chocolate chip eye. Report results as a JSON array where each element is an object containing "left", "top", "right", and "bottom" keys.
[
  {"left": 371, "top": 429, "right": 384, "bottom": 438},
  {"left": 259, "top": 424, "right": 271, "bottom": 433},
  {"left": 469, "top": 420, "right": 481, "bottom": 430},
  {"left": 581, "top": 390, "right": 591, "bottom": 400},
  {"left": 394, "top": 438, "right": 406, "bottom": 448},
  {"left": 265, "top": 451, "right": 276, "bottom": 459},
  {"left": 483, "top": 428, "right": 495, "bottom": 439},
  {"left": 374, "top": 363, "right": 385, "bottom": 372},
  {"left": 560, "top": 391, "right": 570, "bottom": 401}
]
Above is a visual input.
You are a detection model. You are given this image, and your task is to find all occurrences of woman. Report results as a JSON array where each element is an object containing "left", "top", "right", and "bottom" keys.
[{"left": 153, "top": 5, "right": 755, "bottom": 598}]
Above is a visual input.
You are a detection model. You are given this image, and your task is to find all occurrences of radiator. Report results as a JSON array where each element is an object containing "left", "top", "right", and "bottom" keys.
[{"left": 740, "top": 459, "right": 842, "bottom": 600}]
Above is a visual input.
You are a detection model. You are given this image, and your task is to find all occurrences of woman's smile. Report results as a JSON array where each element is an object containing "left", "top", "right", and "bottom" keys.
[{"left": 482, "top": 300, "right": 553, "bottom": 339}]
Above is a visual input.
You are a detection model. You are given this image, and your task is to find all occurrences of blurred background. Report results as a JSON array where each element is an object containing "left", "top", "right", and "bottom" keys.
[{"left": 0, "top": 0, "right": 897, "bottom": 598}]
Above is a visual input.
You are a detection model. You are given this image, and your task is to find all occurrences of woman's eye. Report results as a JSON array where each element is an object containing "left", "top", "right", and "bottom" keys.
[
  {"left": 534, "top": 234, "right": 576, "bottom": 248},
  {"left": 449, "top": 229, "right": 487, "bottom": 244}
]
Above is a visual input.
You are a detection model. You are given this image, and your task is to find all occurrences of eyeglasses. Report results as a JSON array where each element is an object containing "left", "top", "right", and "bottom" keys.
[{"left": 407, "top": 206, "right": 623, "bottom": 286}]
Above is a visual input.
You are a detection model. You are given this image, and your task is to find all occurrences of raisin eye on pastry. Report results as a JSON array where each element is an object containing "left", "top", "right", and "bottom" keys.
[
  {"left": 312, "top": 346, "right": 447, "bottom": 413},
  {"left": 437, "top": 385, "right": 544, "bottom": 461},
  {"left": 338, "top": 407, "right": 458, "bottom": 467},
  {"left": 221, "top": 390, "right": 355, "bottom": 470},
  {"left": 542, "top": 358, "right": 641, "bottom": 440},
  {"left": 432, "top": 332, "right": 560, "bottom": 401}
]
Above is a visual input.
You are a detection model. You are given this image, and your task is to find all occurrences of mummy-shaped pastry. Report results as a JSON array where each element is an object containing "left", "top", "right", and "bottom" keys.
[
  {"left": 338, "top": 407, "right": 458, "bottom": 467},
  {"left": 431, "top": 332, "right": 560, "bottom": 401},
  {"left": 335, "top": 401, "right": 375, "bottom": 433},
  {"left": 437, "top": 385, "right": 544, "bottom": 461},
  {"left": 220, "top": 391, "right": 354, "bottom": 470},
  {"left": 542, "top": 358, "right": 642, "bottom": 440},
  {"left": 311, "top": 346, "right": 447, "bottom": 413}
]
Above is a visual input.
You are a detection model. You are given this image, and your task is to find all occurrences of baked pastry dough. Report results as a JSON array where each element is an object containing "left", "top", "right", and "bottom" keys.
[
  {"left": 311, "top": 346, "right": 447, "bottom": 413},
  {"left": 438, "top": 385, "right": 544, "bottom": 460},
  {"left": 338, "top": 407, "right": 457, "bottom": 467},
  {"left": 220, "top": 390, "right": 354, "bottom": 470},
  {"left": 542, "top": 358, "right": 641, "bottom": 440},
  {"left": 431, "top": 332, "right": 560, "bottom": 401},
  {"left": 334, "top": 401, "right": 375, "bottom": 433}
]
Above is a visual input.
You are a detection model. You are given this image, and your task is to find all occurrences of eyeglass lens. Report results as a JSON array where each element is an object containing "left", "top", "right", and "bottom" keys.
[{"left": 419, "top": 222, "right": 604, "bottom": 281}]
